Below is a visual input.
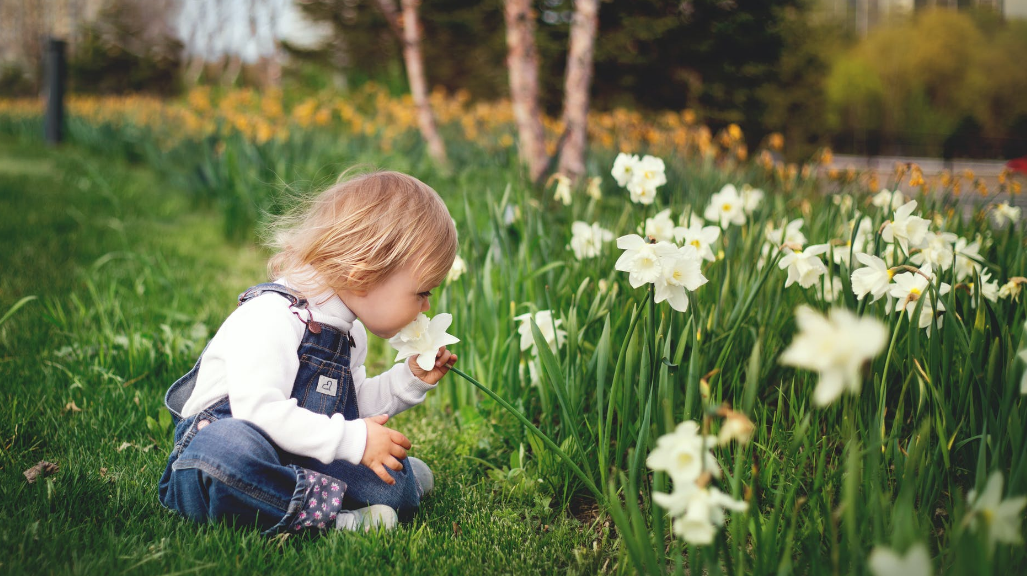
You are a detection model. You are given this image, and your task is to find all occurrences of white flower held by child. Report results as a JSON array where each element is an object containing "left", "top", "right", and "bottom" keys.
[{"left": 389, "top": 313, "right": 460, "bottom": 371}]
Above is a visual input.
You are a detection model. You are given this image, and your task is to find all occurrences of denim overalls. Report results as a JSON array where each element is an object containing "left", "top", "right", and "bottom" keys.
[{"left": 158, "top": 283, "right": 420, "bottom": 535}]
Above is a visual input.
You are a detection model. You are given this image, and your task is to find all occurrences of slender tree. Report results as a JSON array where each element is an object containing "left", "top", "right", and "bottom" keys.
[
  {"left": 374, "top": 0, "right": 449, "bottom": 167},
  {"left": 557, "top": 0, "right": 599, "bottom": 182},
  {"left": 504, "top": 0, "right": 548, "bottom": 183}
]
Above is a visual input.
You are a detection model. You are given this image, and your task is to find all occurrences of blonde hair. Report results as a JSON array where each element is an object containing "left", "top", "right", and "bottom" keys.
[{"left": 267, "top": 170, "right": 457, "bottom": 297}]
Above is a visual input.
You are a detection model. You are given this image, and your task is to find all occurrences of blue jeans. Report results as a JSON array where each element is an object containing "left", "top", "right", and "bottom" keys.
[{"left": 157, "top": 398, "right": 421, "bottom": 535}]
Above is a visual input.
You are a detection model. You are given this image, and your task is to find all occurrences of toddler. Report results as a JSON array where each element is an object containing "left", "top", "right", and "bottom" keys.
[{"left": 158, "top": 171, "right": 458, "bottom": 534}]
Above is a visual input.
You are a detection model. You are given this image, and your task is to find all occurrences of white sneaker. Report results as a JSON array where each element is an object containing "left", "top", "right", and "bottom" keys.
[
  {"left": 334, "top": 505, "right": 398, "bottom": 532},
  {"left": 408, "top": 457, "right": 434, "bottom": 498}
]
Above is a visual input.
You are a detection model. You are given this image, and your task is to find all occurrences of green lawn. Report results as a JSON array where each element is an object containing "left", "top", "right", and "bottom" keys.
[{"left": 0, "top": 138, "right": 615, "bottom": 575}]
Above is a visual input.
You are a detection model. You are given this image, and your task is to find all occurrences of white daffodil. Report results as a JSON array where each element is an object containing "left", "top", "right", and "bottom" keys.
[
  {"left": 615, "top": 234, "right": 663, "bottom": 287},
  {"left": 644, "top": 209, "right": 678, "bottom": 243},
  {"left": 740, "top": 185, "right": 765, "bottom": 214},
  {"left": 851, "top": 252, "right": 893, "bottom": 303},
  {"left": 447, "top": 255, "right": 467, "bottom": 282},
  {"left": 765, "top": 218, "right": 807, "bottom": 249},
  {"left": 966, "top": 471, "right": 1027, "bottom": 550},
  {"left": 993, "top": 202, "right": 1022, "bottom": 227},
  {"left": 675, "top": 222, "right": 721, "bottom": 262},
  {"left": 717, "top": 409, "right": 755, "bottom": 446},
  {"left": 646, "top": 420, "right": 721, "bottom": 484},
  {"left": 954, "top": 237, "right": 983, "bottom": 281},
  {"left": 833, "top": 216, "right": 872, "bottom": 267},
  {"left": 910, "top": 231, "right": 956, "bottom": 270},
  {"left": 822, "top": 276, "right": 844, "bottom": 303},
  {"left": 568, "top": 221, "right": 614, "bottom": 260},
  {"left": 889, "top": 264, "right": 951, "bottom": 330},
  {"left": 625, "top": 155, "right": 667, "bottom": 204},
  {"left": 680, "top": 211, "right": 706, "bottom": 230},
  {"left": 778, "top": 244, "right": 830, "bottom": 289},
  {"left": 779, "top": 305, "right": 888, "bottom": 407},
  {"left": 967, "top": 270, "right": 1000, "bottom": 307},
  {"left": 514, "top": 310, "right": 566, "bottom": 355},
  {"left": 999, "top": 280, "right": 1023, "bottom": 301},
  {"left": 611, "top": 153, "right": 640, "bottom": 187},
  {"left": 389, "top": 313, "right": 460, "bottom": 371},
  {"left": 704, "top": 184, "right": 747, "bottom": 229},
  {"left": 586, "top": 176, "right": 602, "bottom": 200},
  {"left": 667, "top": 486, "right": 749, "bottom": 545},
  {"left": 873, "top": 189, "right": 906, "bottom": 211},
  {"left": 882, "top": 200, "right": 929, "bottom": 254},
  {"left": 552, "top": 174, "right": 572, "bottom": 206},
  {"left": 867, "top": 544, "right": 932, "bottom": 576},
  {"left": 653, "top": 244, "right": 708, "bottom": 312}
]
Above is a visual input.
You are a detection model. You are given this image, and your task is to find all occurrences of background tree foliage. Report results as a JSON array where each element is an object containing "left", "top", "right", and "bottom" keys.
[{"left": 825, "top": 8, "right": 1027, "bottom": 157}]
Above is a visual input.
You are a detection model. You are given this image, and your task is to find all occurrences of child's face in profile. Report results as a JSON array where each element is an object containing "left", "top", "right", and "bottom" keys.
[{"left": 340, "top": 264, "right": 435, "bottom": 339}]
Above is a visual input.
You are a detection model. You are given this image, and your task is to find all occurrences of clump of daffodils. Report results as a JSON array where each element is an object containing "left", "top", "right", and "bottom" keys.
[
  {"left": 611, "top": 153, "right": 667, "bottom": 205},
  {"left": 568, "top": 221, "right": 614, "bottom": 260},
  {"left": 704, "top": 184, "right": 747, "bottom": 229},
  {"left": 615, "top": 234, "right": 708, "bottom": 312},
  {"left": 647, "top": 421, "right": 748, "bottom": 545},
  {"left": 779, "top": 305, "right": 888, "bottom": 406},
  {"left": 389, "top": 313, "right": 460, "bottom": 371},
  {"left": 514, "top": 310, "right": 566, "bottom": 355}
]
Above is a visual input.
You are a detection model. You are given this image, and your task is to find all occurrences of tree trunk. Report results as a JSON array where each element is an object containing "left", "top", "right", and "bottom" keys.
[
  {"left": 504, "top": 0, "right": 547, "bottom": 183},
  {"left": 374, "top": 0, "right": 448, "bottom": 167},
  {"left": 557, "top": 0, "right": 599, "bottom": 182}
]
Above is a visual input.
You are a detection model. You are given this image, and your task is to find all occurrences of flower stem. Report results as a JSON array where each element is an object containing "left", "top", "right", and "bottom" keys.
[{"left": 449, "top": 366, "right": 606, "bottom": 506}]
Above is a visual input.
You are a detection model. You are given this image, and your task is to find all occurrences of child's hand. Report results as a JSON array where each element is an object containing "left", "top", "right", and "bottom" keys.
[
  {"left": 361, "top": 414, "right": 412, "bottom": 485},
  {"left": 408, "top": 346, "right": 458, "bottom": 385}
]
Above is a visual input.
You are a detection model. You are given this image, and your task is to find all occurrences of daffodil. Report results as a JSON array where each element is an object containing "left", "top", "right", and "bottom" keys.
[
  {"left": 882, "top": 200, "right": 929, "bottom": 254},
  {"left": 778, "top": 244, "right": 830, "bottom": 289},
  {"left": 867, "top": 544, "right": 932, "bottom": 576},
  {"left": 611, "top": 153, "right": 640, "bottom": 188},
  {"left": 821, "top": 276, "right": 844, "bottom": 303},
  {"left": 389, "top": 313, "right": 460, "bottom": 371},
  {"left": 765, "top": 218, "right": 807, "bottom": 248},
  {"left": 661, "top": 485, "right": 749, "bottom": 545},
  {"left": 779, "top": 305, "right": 888, "bottom": 406},
  {"left": 954, "top": 237, "right": 983, "bottom": 281},
  {"left": 740, "top": 185, "right": 765, "bottom": 214},
  {"left": 653, "top": 244, "right": 707, "bottom": 312},
  {"left": 568, "top": 221, "right": 614, "bottom": 260},
  {"left": 999, "top": 279, "right": 1023, "bottom": 301},
  {"left": 552, "top": 174, "right": 572, "bottom": 206},
  {"left": 646, "top": 420, "right": 720, "bottom": 484},
  {"left": 851, "top": 253, "right": 893, "bottom": 303},
  {"left": 968, "top": 270, "right": 999, "bottom": 307},
  {"left": 889, "top": 264, "right": 950, "bottom": 330},
  {"left": 704, "top": 184, "right": 747, "bottom": 229},
  {"left": 910, "top": 231, "right": 956, "bottom": 270},
  {"left": 447, "top": 255, "right": 467, "bottom": 282},
  {"left": 585, "top": 176, "right": 602, "bottom": 200},
  {"left": 992, "top": 202, "right": 1021, "bottom": 227},
  {"left": 644, "top": 209, "right": 679, "bottom": 243},
  {"left": 966, "top": 471, "right": 1027, "bottom": 550},
  {"left": 514, "top": 310, "right": 566, "bottom": 355},
  {"left": 674, "top": 222, "right": 721, "bottom": 262},
  {"left": 615, "top": 234, "right": 663, "bottom": 287},
  {"left": 873, "top": 189, "right": 905, "bottom": 210}
]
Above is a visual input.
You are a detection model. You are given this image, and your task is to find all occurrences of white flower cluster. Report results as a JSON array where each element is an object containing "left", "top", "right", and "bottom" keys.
[
  {"left": 614, "top": 234, "right": 708, "bottom": 312},
  {"left": 704, "top": 184, "right": 763, "bottom": 229},
  {"left": 568, "top": 221, "right": 614, "bottom": 260},
  {"left": 647, "top": 421, "right": 749, "bottom": 545},
  {"left": 611, "top": 153, "right": 667, "bottom": 204}
]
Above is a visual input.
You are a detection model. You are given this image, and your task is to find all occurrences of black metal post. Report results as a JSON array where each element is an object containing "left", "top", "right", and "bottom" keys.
[{"left": 44, "top": 37, "right": 67, "bottom": 145}]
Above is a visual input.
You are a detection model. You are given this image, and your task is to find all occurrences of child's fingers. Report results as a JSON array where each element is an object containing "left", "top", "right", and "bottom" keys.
[
  {"left": 390, "top": 430, "right": 412, "bottom": 450},
  {"left": 390, "top": 442, "right": 408, "bottom": 461},
  {"left": 372, "top": 463, "right": 396, "bottom": 485},
  {"left": 369, "top": 414, "right": 389, "bottom": 425},
  {"left": 383, "top": 455, "right": 404, "bottom": 472}
]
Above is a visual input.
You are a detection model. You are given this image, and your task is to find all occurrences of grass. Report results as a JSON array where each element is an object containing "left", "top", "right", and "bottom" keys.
[{"left": 0, "top": 138, "right": 616, "bottom": 575}]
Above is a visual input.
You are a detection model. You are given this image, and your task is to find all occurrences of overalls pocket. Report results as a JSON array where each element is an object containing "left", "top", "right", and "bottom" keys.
[{"left": 295, "top": 356, "right": 352, "bottom": 416}]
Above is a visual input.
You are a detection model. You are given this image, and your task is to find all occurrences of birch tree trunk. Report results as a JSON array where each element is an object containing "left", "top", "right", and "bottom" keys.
[
  {"left": 504, "top": 0, "right": 547, "bottom": 183},
  {"left": 557, "top": 0, "right": 599, "bottom": 182},
  {"left": 374, "top": 0, "right": 448, "bottom": 167}
]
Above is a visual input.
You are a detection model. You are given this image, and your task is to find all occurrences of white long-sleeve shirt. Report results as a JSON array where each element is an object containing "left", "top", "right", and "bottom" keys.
[{"left": 180, "top": 278, "right": 437, "bottom": 465}]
